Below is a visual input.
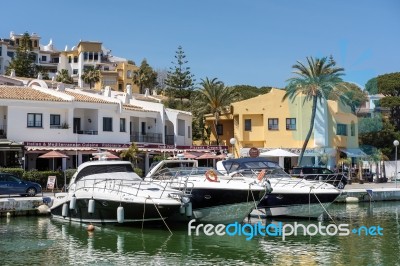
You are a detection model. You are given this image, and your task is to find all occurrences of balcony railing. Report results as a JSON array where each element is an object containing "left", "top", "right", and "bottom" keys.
[
  {"left": 130, "top": 131, "right": 162, "bottom": 143},
  {"left": 75, "top": 130, "right": 98, "bottom": 135},
  {"left": 165, "top": 135, "right": 174, "bottom": 145}
]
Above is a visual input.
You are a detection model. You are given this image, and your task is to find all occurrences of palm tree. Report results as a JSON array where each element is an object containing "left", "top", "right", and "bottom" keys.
[
  {"left": 132, "top": 59, "right": 158, "bottom": 94},
  {"left": 120, "top": 142, "right": 141, "bottom": 167},
  {"left": 283, "top": 56, "right": 346, "bottom": 165},
  {"left": 81, "top": 66, "right": 100, "bottom": 89},
  {"left": 197, "top": 77, "right": 237, "bottom": 145},
  {"left": 56, "top": 69, "right": 74, "bottom": 84}
]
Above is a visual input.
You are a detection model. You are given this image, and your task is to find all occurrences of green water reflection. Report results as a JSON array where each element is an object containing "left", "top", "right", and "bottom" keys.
[{"left": 1, "top": 201, "right": 400, "bottom": 265}]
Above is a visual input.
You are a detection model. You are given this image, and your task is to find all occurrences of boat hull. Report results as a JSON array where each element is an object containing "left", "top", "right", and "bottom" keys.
[
  {"left": 170, "top": 188, "right": 265, "bottom": 224},
  {"left": 255, "top": 192, "right": 340, "bottom": 218},
  {"left": 51, "top": 198, "right": 181, "bottom": 224}
]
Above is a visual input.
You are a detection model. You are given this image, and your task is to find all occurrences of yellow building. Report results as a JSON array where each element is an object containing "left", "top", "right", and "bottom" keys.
[{"left": 205, "top": 88, "right": 363, "bottom": 169}]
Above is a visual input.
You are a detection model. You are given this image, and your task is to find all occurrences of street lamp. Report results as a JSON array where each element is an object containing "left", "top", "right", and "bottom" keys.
[
  {"left": 394, "top": 140, "right": 399, "bottom": 188},
  {"left": 230, "top": 138, "right": 236, "bottom": 158}
]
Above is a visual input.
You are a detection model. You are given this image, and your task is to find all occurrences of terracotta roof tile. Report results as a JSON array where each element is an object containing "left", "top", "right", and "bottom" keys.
[
  {"left": 0, "top": 85, "right": 66, "bottom": 102},
  {"left": 64, "top": 90, "right": 116, "bottom": 104},
  {"left": 122, "top": 104, "right": 153, "bottom": 112}
]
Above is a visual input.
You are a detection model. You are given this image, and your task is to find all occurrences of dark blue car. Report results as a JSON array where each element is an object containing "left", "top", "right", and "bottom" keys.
[{"left": 0, "top": 173, "right": 42, "bottom": 196}]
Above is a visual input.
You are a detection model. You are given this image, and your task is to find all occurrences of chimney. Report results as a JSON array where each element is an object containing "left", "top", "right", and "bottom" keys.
[
  {"left": 37, "top": 73, "right": 42, "bottom": 79},
  {"left": 126, "top": 84, "right": 132, "bottom": 98},
  {"left": 104, "top": 86, "right": 111, "bottom": 97},
  {"left": 123, "top": 93, "right": 129, "bottom": 104},
  {"left": 152, "top": 89, "right": 157, "bottom": 96},
  {"left": 10, "top": 69, "right": 15, "bottom": 77},
  {"left": 144, "top": 88, "right": 149, "bottom": 97}
]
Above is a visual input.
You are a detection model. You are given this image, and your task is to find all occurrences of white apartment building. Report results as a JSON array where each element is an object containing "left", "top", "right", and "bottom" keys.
[
  {"left": 0, "top": 78, "right": 194, "bottom": 173},
  {"left": 0, "top": 31, "right": 59, "bottom": 78},
  {"left": 0, "top": 31, "right": 140, "bottom": 93}
]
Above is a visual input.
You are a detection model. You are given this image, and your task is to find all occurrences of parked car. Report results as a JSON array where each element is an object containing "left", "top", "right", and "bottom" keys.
[
  {"left": 291, "top": 166, "right": 348, "bottom": 189},
  {"left": 0, "top": 173, "right": 42, "bottom": 196}
]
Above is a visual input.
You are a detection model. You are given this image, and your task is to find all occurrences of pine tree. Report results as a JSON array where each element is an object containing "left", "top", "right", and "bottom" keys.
[
  {"left": 6, "top": 32, "right": 36, "bottom": 77},
  {"left": 164, "top": 46, "right": 195, "bottom": 104}
]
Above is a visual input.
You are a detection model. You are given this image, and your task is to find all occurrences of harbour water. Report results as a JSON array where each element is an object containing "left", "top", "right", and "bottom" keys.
[{"left": 1, "top": 202, "right": 400, "bottom": 265}]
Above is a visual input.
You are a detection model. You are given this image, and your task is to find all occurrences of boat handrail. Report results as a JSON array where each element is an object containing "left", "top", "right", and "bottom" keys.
[
  {"left": 71, "top": 178, "right": 192, "bottom": 199},
  {"left": 231, "top": 169, "right": 332, "bottom": 189}
]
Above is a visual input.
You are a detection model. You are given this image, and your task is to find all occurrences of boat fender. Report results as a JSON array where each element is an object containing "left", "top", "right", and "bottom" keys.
[
  {"left": 69, "top": 195, "right": 77, "bottom": 210},
  {"left": 205, "top": 170, "right": 218, "bottom": 182},
  {"left": 257, "top": 169, "right": 266, "bottom": 182},
  {"left": 117, "top": 206, "right": 124, "bottom": 223},
  {"left": 88, "top": 199, "right": 95, "bottom": 214},
  {"left": 185, "top": 202, "right": 192, "bottom": 217},
  {"left": 180, "top": 205, "right": 186, "bottom": 215},
  {"left": 265, "top": 180, "right": 273, "bottom": 194},
  {"left": 62, "top": 203, "right": 69, "bottom": 217},
  {"left": 87, "top": 224, "right": 95, "bottom": 231}
]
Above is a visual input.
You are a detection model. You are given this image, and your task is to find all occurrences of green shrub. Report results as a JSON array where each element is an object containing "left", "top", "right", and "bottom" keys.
[
  {"left": 134, "top": 167, "right": 143, "bottom": 177},
  {"left": 20, "top": 169, "right": 76, "bottom": 190},
  {"left": 0, "top": 168, "right": 24, "bottom": 178}
]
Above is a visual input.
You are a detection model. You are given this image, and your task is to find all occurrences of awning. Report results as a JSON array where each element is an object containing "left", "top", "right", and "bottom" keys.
[
  {"left": 339, "top": 148, "right": 367, "bottom": 158},
  {"left": 25, "top": 146, "right": 97, "bottom": 152}
]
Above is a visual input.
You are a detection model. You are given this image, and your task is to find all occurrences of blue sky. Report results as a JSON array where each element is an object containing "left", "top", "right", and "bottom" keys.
[{"left": 2, "top": 0, "right": 399, "bottom": 88}]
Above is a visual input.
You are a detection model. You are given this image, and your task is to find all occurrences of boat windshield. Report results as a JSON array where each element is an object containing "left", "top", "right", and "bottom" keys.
[
  {"left": 151, "top": 167, "right": 224, "bottom": 180},
  {"left": 223, "top": 159, "right": 290, "bottom": 178},
  {"left": 75, "top": 164, "right": 135, "bottom": 182}
]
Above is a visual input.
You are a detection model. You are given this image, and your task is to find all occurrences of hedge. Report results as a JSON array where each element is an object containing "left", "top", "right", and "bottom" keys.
[{"left": 1, "top": 168, "right": 77, "bottom": 190}]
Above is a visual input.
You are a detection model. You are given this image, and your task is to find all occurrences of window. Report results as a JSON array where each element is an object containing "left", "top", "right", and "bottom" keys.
[
  {"left": 68, "top": 56, "right": 72, "bottom": 63},
  {"left": 141, "top": 122, "right": 146, "bottom": 135},
  {"left": 73, "top": 69, "right": 78, "bottom": 75},
  {"left": 103, "top": 117, "right": 112, "bottom": 132},
  {"left": 89, "top": 52, "right": 93, "bottom": 60},
  {"left": 286, "top": 118, "right": 296, "bottom": 130},
  {"left": 127, "top": 70, "right": 132, "bottom": 79},
  {"left": 351, "top": 121, "right": 355, "bottom": 136},
  {"left": 178, "top": 119, "right": 185, "bottom": 136},
  {"left": 0, "top": 47, "right": 2, "bottom": 56},
  {"left": 120, "top": 118, "right": 126, "bottom": 132},
  {"left": 216, "top": 124, "right": 223, "bottom": 135},
  {"left": 337, "top": 124, "right": 347, "bottom": 136},
  {"left": 27, "top": 113, "right": 42, "bottom": 128},
  {"left": 50, "top": 114, "right": 61, "bottom": 128},
  {"left": 84, "top": 52, "right": 88, "bottom": 60},
  {"left": 7, "top": 51, "right": 14, "bottom": 58},
  {"left": 40, "top": 55, "right": 46, "bottom": 62},
  {"left": 73, "top": 56, "right": 78, "bottom": 63},
  {"left": 94, "top": 53, "right": 98, "bottom": 61},
  {"left": 244, "top": 119, "right": 252, "bottom": 131},
  {"left": 188, "top": 126, "right": 191, "bottom": 138},
  {"left": 268, "top": 118, "right": 279, "bottom": 130}
]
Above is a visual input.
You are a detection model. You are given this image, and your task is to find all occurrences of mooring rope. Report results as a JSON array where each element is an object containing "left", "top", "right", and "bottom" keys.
[
  {"left": 141, "top": 198, "right": 147, "bottom": 232},
  {"left": 311, "top": 188, "right": 336, "bottom": 224},
  {"left": 249, "top": 185, "right": 262, "bottom": 220},
  {"left": 150, "top": 197, "right": 173, "bottom": 235}
]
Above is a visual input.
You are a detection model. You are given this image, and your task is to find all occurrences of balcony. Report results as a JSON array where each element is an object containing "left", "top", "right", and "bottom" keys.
[{"left": 130, "top": 131, "right": 162, "bottom": 143}]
